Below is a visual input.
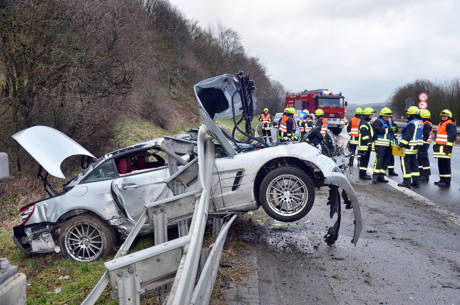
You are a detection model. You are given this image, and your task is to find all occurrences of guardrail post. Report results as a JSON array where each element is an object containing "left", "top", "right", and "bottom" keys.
[
  {"left": 177, "top": 220, "right": 189, "bottom": 237},
  {"left": 148, "top": 208, "right": 168, "bottom": 245},
  {"left": 114, "top": 265, "right": 140, "bottom": 305}
]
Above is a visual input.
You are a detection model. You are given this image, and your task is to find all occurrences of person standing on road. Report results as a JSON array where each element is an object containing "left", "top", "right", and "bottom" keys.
[
  {"left": 358, "top": 107, "right": 375, "bottom": 180},
  {"left": 278, "top": 108, "right": 296, "bottom": 142},
  {"left": 315, "top": 109, "right": 328, "bottom": 137},
  {"left": 259, "top": 108, "right": 273, "bottom": 144},
  {"left": 386, "top": 116, "right": 399, "bottom": 176},
  {"left": 372, "top": 107, "right": 394, "bottom": 184},
  {"left": 418, "top": 109, "right": 433, "bottom": 181},
  {"left": 398, "top": 106, "right": 423, "bottom": 188},
  {"left": 298, "top": 109, "right": 313, "bottom": 141},
  {"left": 347, "top": 107, "right": 362, "bottom": 167},
  {"left": 433, "top": 109, "right": 456, "bottom": 188}
]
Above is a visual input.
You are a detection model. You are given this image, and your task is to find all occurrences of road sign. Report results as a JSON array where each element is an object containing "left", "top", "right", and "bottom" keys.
[
  {"left": 419, "top": 101, "right": 428, "bottom": 109},
  {"left": 419, "top": 92, "right": 428, "bottom": 102}
]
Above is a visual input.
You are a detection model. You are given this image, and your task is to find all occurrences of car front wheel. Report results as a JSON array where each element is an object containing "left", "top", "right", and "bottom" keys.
[
  {"left": 259, "top": 166, "right": 315, "bottom": 222},
  {"left": 59, "top": 214, "right": 115, "bottom": 262}
]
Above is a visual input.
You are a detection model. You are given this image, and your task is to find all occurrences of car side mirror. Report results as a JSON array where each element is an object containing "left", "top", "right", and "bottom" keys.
[
  {"left": 345, "top": 101, "right": 348, "bottom": 106},
  {"left": 0, "top": 152, "right": 9, "bottom": 181}
]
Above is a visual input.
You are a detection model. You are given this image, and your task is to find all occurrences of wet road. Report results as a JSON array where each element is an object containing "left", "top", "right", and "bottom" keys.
[
  {"left": 366, "top": 144, "right": 460, "bottom": 216},
  {"left": 234, "top": 173, "right": 460, "bottom": 305}
]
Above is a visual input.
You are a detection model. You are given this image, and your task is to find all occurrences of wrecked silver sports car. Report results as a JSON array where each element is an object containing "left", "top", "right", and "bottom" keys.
[{"left": 12, "top": 73, "right": 362, "bottom": 262}]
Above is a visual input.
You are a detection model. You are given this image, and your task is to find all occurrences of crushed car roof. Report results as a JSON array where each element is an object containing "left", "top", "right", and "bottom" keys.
[{"left": 12, "top": 126, "right": 96, "bottom": 179}]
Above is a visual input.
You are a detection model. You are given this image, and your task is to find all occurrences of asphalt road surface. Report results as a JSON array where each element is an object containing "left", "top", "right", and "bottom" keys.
[
  {"left": 366, "top": 144, "right": 460, "bottom": 216},
  {"left": 232, "top": 173, "right": 460, "bottom": 305}
]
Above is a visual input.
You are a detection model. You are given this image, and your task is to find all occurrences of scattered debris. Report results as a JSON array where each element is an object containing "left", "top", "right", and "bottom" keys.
[
  {"left": 366, "top": 229, "right": 378, "bottom": 233},
  {"left": 57, "top": 275, "right": 70, "bottom": 280},
  {"left": 437, "top": 280, "right": 460, "bottom": 289}
]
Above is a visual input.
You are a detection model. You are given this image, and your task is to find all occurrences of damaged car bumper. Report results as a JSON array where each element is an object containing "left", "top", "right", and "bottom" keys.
[{"left": 13, "top": 223, "right": 58, "bottom": 254}]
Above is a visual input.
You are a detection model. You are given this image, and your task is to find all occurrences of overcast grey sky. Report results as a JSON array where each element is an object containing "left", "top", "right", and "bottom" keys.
[{"left": 169, "top": 0, "right": 460, "bottom": 105}]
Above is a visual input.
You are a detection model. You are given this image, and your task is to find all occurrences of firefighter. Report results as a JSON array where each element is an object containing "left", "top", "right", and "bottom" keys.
[
  {"left": 398, "top": 106, "right": 423, "bottom": 188},
  {"left": 298, "top": 109, "right": 313, "bottom": 141},
  {"left": 358, "top": 107, "right": 375, "bottom": 180},
  {"left": 372, "top": 107, "right": 394, "bottom": 184},
  {"left": 418, "top": 109, "right": 433, "bottom": 181},
  {"left": 278, "top": 108, "right": 296, "bottom": 142},
  {"left": 315, "top": 109, "right": 328, "bottom": 137},
  {"left": 433, "top": 109, "right": 456, "bottom": 188},
  {"left": 386, "top": 116, "right": 398, "bottom": 176},
  {"left": 259, "top": 108, "right": 273, "bottom": 144},
  {"left": 347, "top": 107, "right": 362, "bottom": 166}
]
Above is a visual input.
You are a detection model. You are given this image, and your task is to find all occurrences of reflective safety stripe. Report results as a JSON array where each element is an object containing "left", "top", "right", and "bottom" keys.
[
  {"left": 349, "top": 136, "right": 359, "bottom": 144},
  {"left": 401, "top": 156, "right": 412, "bottom": 178},
  {"left": 440, "top": 174, "right": 452, "bottom": 177}
]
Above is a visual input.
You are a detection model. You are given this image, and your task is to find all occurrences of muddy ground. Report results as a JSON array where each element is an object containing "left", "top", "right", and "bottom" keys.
[{"left": 231, "top": 171, "right": 460, "bottom": 305}]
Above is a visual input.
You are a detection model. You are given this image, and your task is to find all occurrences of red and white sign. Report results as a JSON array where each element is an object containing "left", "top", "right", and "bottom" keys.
[
  {"left": 419, "top": 92, "right": 428, "bottom": 102},
  {"left": 418, "top": 101, "right": 428, "bottom": 109}
]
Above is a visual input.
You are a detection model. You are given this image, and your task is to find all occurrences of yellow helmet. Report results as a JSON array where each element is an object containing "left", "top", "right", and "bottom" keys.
[
  {"left": 315, "top": 109, "right": 325, "bottom": 116},
  {"left": 420, "top": 109, "right": 431, "bottom": 119},
  {"left": 283, "top": 108, "right": 289, "bottom": 113},
  {"left": 440, "top": 109, "right": 452, "bottom": 118},
  {"left": 379, "top": 107, "right": 392, "bottom": 116},
  {"left": 289, "top": 108, "right": 296, "bottom": 114},
  {"left": 363, "top": 107, "right": 375, "bottom": 115},
  {"left": 355, "top": 107, "right": 363, "bottom": 115},
  {"left": 264, "top": 108, "right": 269, "bottom": 112},
  {"left": 406, "top": 106, "right": 420, "bottom": 115},
  {"left": 303, "top": 109, "right": 310, "bottom": 115}
]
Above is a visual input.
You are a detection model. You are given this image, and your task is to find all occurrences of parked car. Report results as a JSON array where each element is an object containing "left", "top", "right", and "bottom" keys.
[{"left": 12, "top": 74, "right": 362, "bottom": 262}]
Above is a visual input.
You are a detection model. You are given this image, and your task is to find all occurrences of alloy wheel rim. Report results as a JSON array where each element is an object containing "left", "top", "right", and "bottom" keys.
[
  {"left": 65, "top": 223, "right": 103, "bottom": 262},
  {"left": 266, "top": 174, "right": 308, "bottom": 217}
]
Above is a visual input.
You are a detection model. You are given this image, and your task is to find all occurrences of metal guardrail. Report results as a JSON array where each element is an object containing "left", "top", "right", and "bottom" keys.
[{"left": 82, "top": 126, "right": 236, "bottom": 305}]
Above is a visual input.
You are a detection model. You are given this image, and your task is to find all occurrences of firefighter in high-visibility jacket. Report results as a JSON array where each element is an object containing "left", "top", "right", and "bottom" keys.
[
  {"left": 358, "top": 107, "right": 375, "bottom": 180},
  {"left": 386, "top": 116, "right": 398, "bottom": 176},
  {"left": 371, "top": 107, "right": 394, "bottom": 184},
  {"left": 433, "top": 109, "right": 456, "bottom": 188},
  {"left": 315, "top": 109, "right": 328, "bottom": 137},
  {"left": 418, "top": 109, "right": 433, "bottom": 181},
  {"left": 278, "top": 107, "right": 296, "bottom": 142},
  {"left": 398, "top": 106, "right": 423, "bottom": 188},
  {"left": 346, "top": 107, "right": 362, "bottom": 167},
  {"left": 298, "top": 109, "right": 313, "bottom": 141},
  {"left": 259, "top": 108, "right": 273, "bottom": 144}
]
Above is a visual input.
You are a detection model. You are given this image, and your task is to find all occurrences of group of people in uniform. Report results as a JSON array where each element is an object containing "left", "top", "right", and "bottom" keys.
[
  {"left": 259, "top": 105, "right": 456, "bottom": 188},
  {"left": 258, "top": 107, "right": 329, "bottom": 146},
  {"left": 347, "top": 106, "right": 456, "bottom": 188}
]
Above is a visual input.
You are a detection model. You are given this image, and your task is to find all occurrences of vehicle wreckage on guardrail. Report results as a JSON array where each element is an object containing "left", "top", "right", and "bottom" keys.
[{"left": 11, "top": 72, "right": 362, "bottom": 304}]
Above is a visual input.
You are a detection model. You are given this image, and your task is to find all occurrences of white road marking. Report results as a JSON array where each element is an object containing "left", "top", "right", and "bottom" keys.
[{"left": 366, "top": 168, "right": 460, "bottom": 227}]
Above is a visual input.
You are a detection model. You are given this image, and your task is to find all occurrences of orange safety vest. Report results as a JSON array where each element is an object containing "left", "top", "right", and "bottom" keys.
[
  {"left": 299, "top": 117, "right": 311, "bottom": 133},
  {"left": 261, "top": 113, "right": 271, "bottom": 124},
  {"left": 350, "top": 117, "right": 360, "bottom": 137},
  {"left": 279, "top": 115, "right": 288, "bottom": 133},
  {"left": 424, "top": 120, "right": 433, "bottom": 144},
  {"left": 435, "top": 119, "right": 454, "bottom": 145},
  {"left": 320, "top": 118, "right": 328, "bottom": 136}
]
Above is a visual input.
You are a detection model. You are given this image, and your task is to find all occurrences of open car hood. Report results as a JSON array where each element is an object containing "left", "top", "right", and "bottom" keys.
[
  {"left": 194, "top": 74, "right": 246, "bottom": 157},
  {"left": 12, "top": 126, "right": 96, "bottom": 179}
]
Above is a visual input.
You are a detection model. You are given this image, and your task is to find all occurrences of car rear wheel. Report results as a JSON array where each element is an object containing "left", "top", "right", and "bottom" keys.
[
  {"left": 59, "top": 214, "right": 115, "bottom": 262},
  {"left": 259, "top": 166, "right": 315, "bottom": 222}
]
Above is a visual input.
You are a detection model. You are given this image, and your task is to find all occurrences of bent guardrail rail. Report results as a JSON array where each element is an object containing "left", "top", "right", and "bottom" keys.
[{"left": 82, "top": 126, "right": 236, "bottom": 305}]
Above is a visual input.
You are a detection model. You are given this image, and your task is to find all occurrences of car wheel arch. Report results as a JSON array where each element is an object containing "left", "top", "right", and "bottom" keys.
[
  {"left": 253, "top": 157, "right": 324, "bottom": 205},
  {"left": 57, "top": 209, "right": 108, "bottom": 224}
]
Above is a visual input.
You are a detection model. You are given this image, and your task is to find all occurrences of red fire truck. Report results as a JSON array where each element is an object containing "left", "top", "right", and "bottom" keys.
[{"left": 285, "top": 89, "right": 348, "bottom": 135}]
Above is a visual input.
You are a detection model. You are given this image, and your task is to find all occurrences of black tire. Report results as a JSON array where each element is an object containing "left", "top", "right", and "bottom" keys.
[
  {"left": 59, "top": 214, "right": 116, "bottom": 262},
  {"left": 259, "top": 166, "right": 315, "bottom": 222}
]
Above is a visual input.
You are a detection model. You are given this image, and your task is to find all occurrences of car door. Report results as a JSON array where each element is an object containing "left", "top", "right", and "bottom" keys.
[{"left": 111, "top": 168, "right": 172, "bottom": 221}]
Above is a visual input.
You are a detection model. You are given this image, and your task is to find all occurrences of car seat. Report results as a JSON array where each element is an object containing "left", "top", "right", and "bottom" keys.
[
  {"left": 117, "top": 157, "right": 131, "bottom": 174},
  {"left": 135, "top": 156, "right": 146, "bottom": 169}
]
